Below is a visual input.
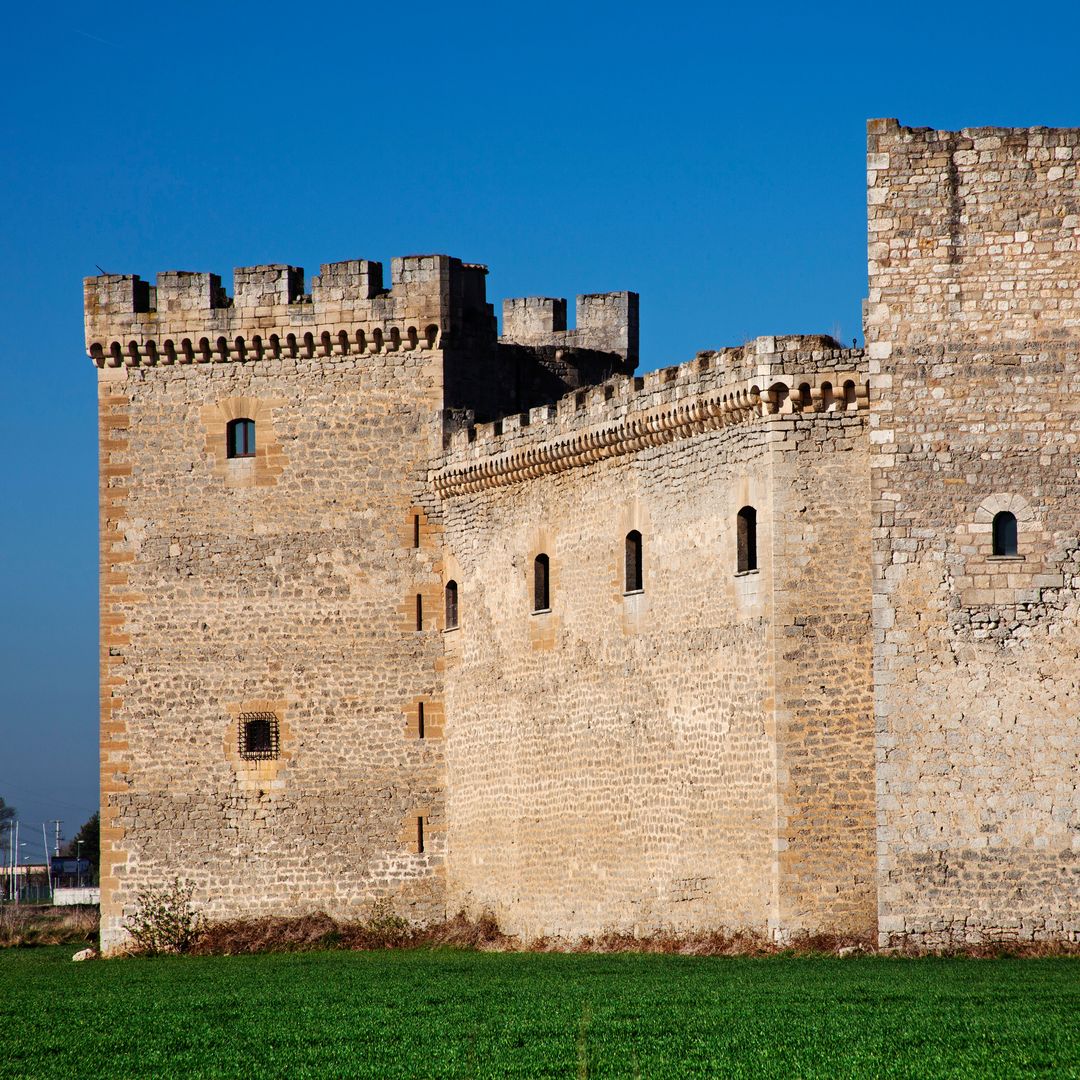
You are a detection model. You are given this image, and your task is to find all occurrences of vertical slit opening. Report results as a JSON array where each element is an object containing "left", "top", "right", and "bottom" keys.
[
  {"left": 415, "top": 593, "right": 423, "bottom": 631},
  {"left": 417, "top": 817, "right": 425, "bottom": 854},
  {"left": 737, "top": 506, "right": 758, "bottom": 573},
  {"left": 418, "top": 702, "right": 425, "bottom": 740}
]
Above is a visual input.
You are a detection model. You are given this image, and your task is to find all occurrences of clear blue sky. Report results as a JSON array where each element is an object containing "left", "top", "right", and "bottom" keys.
[{"left": 2, "top": 0, "right": 1078, "bottom": 859}]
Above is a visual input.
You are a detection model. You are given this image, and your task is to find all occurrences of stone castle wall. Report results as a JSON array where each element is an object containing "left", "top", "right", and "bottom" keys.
[
  {"left": 91, "top": 267, "right": 455, "bottom": 952},
  {"left": 436, "top": 339, "right": 874, "bottom": 940},
  {"left": 867, "top": 119, "right": 1080, "bottom": 944},
  {"left": 84, "top": 117, "right": 1080, "bottom": 951}
]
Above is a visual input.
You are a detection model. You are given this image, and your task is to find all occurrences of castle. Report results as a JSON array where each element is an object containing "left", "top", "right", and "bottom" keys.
[{"left": 85, "top": 120, "right": 1079, "bottom": 954}]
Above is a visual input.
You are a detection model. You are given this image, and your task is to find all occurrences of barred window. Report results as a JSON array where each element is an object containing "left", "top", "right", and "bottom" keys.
[{"left": 239, "top": 712, "right": 279, "bottom": 760}]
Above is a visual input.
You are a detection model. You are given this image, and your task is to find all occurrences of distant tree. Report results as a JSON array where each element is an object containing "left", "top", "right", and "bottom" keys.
[
  {"left": 0, "top": 797, "right": 14, "bottom": 839},
  {"left": 64, "top": 812, "right": 100, "bottom": 881}
]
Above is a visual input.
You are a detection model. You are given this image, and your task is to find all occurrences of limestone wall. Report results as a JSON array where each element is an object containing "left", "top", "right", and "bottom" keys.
[
  {"left": 867, "top": 120, "right": 1080, "bottom": 945},
  {"left": 437, "top": 340, "right": 874, "bottom": 940},
  {"left": 96, "top": 345, "right": 448, "bottom": 952}
]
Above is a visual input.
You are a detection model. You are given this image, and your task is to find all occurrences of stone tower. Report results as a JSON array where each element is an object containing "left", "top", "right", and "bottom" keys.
[{"left": 866, "top": 120, "right": 1080, "bottom": 945}]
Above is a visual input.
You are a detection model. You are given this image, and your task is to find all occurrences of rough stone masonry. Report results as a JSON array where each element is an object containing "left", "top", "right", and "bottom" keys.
[{"left": 85, "top": 121, "right": 1078, "bottom": 954}]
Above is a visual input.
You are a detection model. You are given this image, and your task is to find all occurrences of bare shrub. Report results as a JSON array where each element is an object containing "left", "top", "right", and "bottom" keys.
[{"left": 123, "top": 878, "right": 205, "bottom": 955}]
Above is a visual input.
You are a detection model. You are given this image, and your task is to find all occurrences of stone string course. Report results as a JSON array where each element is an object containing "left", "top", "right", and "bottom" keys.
[{"left": 85, "top": 117, "right": 1078, "bottom": 952}]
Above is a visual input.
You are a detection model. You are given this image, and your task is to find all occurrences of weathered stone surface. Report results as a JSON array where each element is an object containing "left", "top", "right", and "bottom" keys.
[
  {"left": 84, "top": 118, "right": 1079, "bottom": 954},
  {"left": 867, "top": 119, "right": 1080, "bottom": 947}
]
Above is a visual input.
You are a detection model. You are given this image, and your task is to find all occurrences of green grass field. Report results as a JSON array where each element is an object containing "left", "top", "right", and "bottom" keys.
[{"left": 2, "top": 947, "right": 1077, "bottom": 1078}]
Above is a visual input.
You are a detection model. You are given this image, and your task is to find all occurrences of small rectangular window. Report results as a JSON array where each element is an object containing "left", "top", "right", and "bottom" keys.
[
  {"left": 417, "top": 702, "right": 425, "bottom": 740},
  {"left": 415, "top": 594, "right": 424, "bottom": 631},
  {"left": 413, "top": 514, "right": 421, "bottom": 548},
  {"left": 238, "top": 711, "right": 279, "bottom": 760},
  {"left": 417, "top": 817, "right": 425, "bottom": 854}
]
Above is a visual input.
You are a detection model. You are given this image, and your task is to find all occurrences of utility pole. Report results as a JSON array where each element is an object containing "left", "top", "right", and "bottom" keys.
[
  {"left": 43, "top": 823, "right": 54, "bottom": 901},
  {"left": 13, "top": 821, "right": 18, "bottom": 905}
]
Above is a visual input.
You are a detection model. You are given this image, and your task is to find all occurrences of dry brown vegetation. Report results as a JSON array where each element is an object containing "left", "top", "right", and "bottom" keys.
[
  {"left": 187, "top": 908, "right": 1080, "bottom": 960},
  {"left": 0, "top": 905, "right": 99, "bottom": 948}
]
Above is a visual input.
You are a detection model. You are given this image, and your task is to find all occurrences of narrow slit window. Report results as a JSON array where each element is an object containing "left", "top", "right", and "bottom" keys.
[
  {"left": 737, "top": 506, "right": 758, "bottom": 573},
  {"left": 413, "top": 514, "right": 421, "bottom": 548},
  {"left": 416, "top": 816, "right": 425, "bottom": 854},
  {"left": 417, "top": 702, "right": 425, "bottom": 740},
  {"left": 992, "top": 511, "right": 1018, "bottom": 556},
  {"left": 533, "top": 554, "right": 550, "bottom": 612},
  {"left": 415, "top": 593, "right": 423, "bottom": 631},
  {"left": 625, "top": 531, "right": 643, "bottom": 592},
  {"left": 445, "top": 580, "right": 459, "bottom": 629},
  {"left": 227, "top": 418, "right": 255, "bottom": 459}
]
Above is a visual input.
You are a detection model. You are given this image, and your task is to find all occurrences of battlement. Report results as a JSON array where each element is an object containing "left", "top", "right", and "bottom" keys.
[
  {"left": 501, "top": 291, "right": 639, "bottom": 367},
  {"left": 84, "top": 255, "right": 492, "bottom": 365},
  {"left": 435, "top": 335, "right": 867, "bottom": 496}
]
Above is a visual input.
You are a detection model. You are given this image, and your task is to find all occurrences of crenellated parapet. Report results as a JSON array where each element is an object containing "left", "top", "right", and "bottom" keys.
[
  {"left": 434, "top": 335, "right": 867, "bottom": 497},
  {"left": 84, "top": 256, "right": 493, "bottom": 366}
]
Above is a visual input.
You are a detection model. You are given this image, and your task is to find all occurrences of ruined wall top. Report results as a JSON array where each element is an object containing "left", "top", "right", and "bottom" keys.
[
  {"left": 84, "top": 255, "right": 492, "bottom": 365},
  {"left": 866, "top": 117, "right": 1080, "bottom": 354}
]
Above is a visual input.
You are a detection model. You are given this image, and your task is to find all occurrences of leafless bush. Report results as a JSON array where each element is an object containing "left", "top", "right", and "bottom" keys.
[{"left": 123, "top": 878, "right": 205, "bottom": 956}]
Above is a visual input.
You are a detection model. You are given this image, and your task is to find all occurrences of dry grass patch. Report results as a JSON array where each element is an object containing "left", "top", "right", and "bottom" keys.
[{"left": 0, "top": 905, "right": 98, "bottom": 948}]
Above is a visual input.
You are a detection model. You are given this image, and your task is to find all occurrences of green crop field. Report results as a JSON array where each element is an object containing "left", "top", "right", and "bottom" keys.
[{"left": 1, "top": 947, "right": 1077, "bottom": 1078}]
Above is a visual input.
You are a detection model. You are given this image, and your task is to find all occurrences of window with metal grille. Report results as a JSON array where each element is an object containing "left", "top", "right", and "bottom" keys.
[
  {"left": 533, "top": 554, "right": 550, "bottom": 612},
  {"left": 992, "top": 511, "right": 1018, "bottom": 556},
  {"left": 227, "top": 418, "right": 255, "bottom": 459},
  {"left": 625, "top": 531, "right": 643, "bottom": 592},
  {"left": 445, "top": 580, "right": 459, "bottom": 629},
  {"left": 238, "top": 712, "right": 279, "bottom": 760},
  {"left": 737, "top": 506, "right": 757, "bottom": 573}
]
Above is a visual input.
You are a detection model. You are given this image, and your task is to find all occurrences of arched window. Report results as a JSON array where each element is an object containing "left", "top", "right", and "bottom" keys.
[
  {"left": 625, "top": 531, "right": 643, "bottom": 592},
  {"left": 737, "top": 506, "right": 757, "bottom": 573},
  {"left": 445, "top": 580, "right": 459, "bottom": 629},
  {"left": 992, "top": 511, "right": 1018, "bottom": 556},
  {"left": 227, "top": 418, "right": 255, "bottom": 459},
  {"left": 533, "top": 554, "right": 550, "bottom": 612}
]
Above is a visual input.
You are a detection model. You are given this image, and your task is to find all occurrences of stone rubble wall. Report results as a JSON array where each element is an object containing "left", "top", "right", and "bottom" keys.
[
  {"left": 437, "top": 341, "right": 874, "bottom": 940},
  {"left": 867, "top": 119, "right": 1080, "bottom": 946},
  {"left": 96, "top": 347, "right": 448, "bottom": 953}
]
